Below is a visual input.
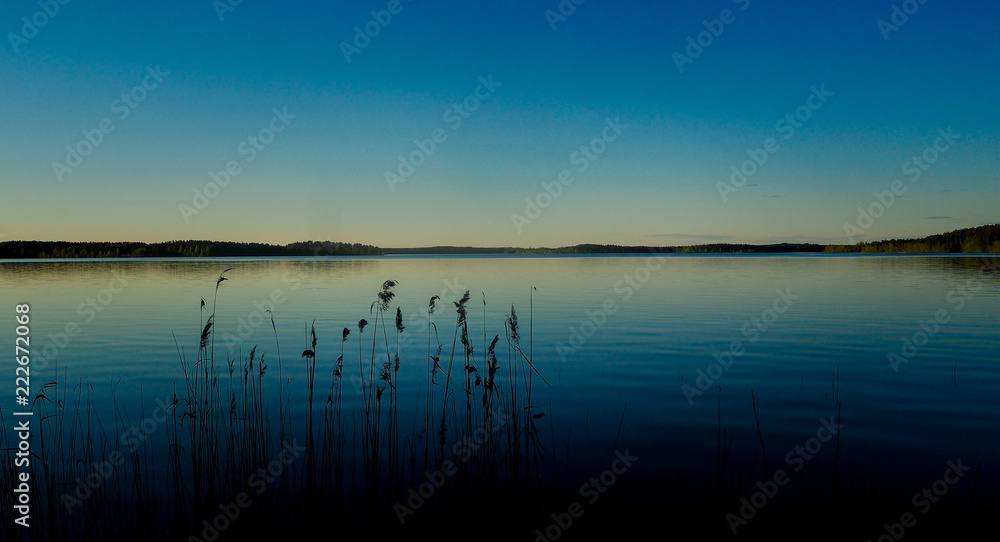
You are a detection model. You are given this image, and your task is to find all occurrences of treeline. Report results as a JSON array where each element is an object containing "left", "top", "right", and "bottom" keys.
[
  {"left": 383, "top": 243, "right": 826, "bottom": 255},
  {"left": 3, "top": 225, "right": 998, "bottom": 258},
  {"left": 559, "top": 243, "right": 826, "bottom": 254},
  {"left": 383, "top": 246, "right": 526, "bottom": 255},
  {"left": 0, "top": 240, "right": 383, "bottom": 259},
  {"left": 825, "top": 224, "right": 1000, "bottom": 254}
]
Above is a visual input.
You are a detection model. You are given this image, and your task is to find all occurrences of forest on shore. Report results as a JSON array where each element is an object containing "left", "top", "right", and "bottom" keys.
[
  {"left": 2, "top": 224, "right": 998, "bottom": 258},
  {"left": 0, "top": 240, "right": 382, "bottom": 258}
]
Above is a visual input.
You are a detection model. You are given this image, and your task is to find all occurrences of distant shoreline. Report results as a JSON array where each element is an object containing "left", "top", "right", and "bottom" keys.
[{"left": 1, "top": 224, "right": 997, "bottom": 259}]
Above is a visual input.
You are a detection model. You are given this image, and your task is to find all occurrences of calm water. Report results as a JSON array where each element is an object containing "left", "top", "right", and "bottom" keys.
[{"left": 3, "top": 254, "right": 999, "bottom": 509}]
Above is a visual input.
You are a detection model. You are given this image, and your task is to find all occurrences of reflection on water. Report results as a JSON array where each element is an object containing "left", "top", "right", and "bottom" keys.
[{"left": 1, "top": 255, "right": 998, "bottom": 523}]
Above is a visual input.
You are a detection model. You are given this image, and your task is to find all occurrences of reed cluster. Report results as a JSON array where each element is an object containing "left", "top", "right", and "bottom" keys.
[{"left": 3, "top": 272, "right": 554, "bottom": 540}]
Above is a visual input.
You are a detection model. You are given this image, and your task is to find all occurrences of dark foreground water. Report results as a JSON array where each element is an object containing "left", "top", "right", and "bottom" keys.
[{"left": 1, "top": 254, "right": 998, "bottom": 540}]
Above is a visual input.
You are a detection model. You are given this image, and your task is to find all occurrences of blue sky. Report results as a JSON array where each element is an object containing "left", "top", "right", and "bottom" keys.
[{"left": 1, "top": 0, "right": 997, "bottom": 247}]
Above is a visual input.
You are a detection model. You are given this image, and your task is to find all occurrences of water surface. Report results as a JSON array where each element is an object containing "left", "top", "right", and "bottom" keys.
[{"left": 3, "top": 254, "right": 998, "bottom": 511}]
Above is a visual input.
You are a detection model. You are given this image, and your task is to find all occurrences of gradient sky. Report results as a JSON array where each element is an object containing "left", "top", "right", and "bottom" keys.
[{"left": 1, "top": 0, "right": 997, "bottom": 248}]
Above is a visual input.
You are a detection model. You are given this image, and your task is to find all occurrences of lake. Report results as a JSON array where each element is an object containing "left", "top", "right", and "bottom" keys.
[{"left": 2, "top": 254, "right": 998, "bottom": 539}]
